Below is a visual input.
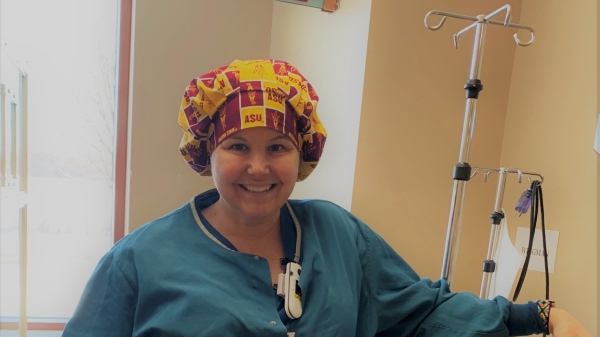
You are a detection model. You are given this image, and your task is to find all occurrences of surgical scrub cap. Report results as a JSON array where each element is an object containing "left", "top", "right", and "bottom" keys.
[{"left": 178, "top": 59, "right": 327, "bottom": 181}]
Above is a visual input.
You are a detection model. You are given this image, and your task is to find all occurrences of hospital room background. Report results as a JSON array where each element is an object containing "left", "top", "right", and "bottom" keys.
[{"left": 0, "top": 0, "right": 598, "bottom": 335}]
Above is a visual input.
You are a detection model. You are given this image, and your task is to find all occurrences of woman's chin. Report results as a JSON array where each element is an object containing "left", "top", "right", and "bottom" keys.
[{"left": 237, "top": 205, "right": 281, "bottom": 223}]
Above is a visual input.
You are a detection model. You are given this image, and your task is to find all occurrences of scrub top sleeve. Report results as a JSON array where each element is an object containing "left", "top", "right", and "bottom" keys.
[
  {"left": 62, "top": 250, "right": 138, "bottom": 337},
  {"left": 356, "top": 222, "right": 454, "bottom": 336},
  {"left": 505, "top": 301, "right": 549, "bottom": 336},
  {"left": 357, "top": 223, "right": 545, "bottom": 337}
]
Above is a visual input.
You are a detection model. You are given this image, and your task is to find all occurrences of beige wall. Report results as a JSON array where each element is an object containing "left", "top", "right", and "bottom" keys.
[
  {"left": 352, "top": 0, "right": 522, "bottom": 291},
  {"left": 127, "top": 0, "right": 273, "bottom": 232},
  {"left": 500, "top": 1, "right": 597, "bottom": 333},
  {"left": 269, "top": 0, "right": 372, "bottom": 209}
]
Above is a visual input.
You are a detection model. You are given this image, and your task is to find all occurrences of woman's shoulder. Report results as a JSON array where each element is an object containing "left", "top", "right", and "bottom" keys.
[
  {"left": 287, "top": 198, "right": 367, "bottom": 233},
  {"left": 111, "top": 201, "right": 195, "bottom": 255},
  {"left": 288, "top": 198, "right": 353, "bottom": 217}
]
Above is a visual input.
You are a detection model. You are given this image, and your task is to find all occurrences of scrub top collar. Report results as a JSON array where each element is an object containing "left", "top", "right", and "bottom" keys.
[{"left": 190, "top": 188, "right": 300, "bottom": 264}]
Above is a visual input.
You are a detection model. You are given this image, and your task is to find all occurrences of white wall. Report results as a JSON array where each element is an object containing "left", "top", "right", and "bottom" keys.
[
  {"left": 127, "top": 0, "right": 273, "bottom": 231},
  {"left": 269, "top": 0, "right": 372, "bottom": 210}
]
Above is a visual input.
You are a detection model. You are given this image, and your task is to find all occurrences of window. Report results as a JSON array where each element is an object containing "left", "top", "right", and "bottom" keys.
[{"left": 0, "top": 0, "right": 131, "bottom": 334}]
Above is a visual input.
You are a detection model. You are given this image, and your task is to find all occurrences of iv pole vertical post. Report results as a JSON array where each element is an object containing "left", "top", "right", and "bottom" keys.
[
  {"left": 440, "top": 15, "right": 488, "bottom": 284},
  {"left": 479, "top": 168, "right": 508, "bottom": 298}
]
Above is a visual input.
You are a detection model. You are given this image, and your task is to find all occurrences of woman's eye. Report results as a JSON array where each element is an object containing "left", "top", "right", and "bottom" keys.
[
  {"left": 268, "top": 144, "right": 285, "bottom": 152},
  {"left": 230, "top": 144, "right": 247, "bottom": 151}
]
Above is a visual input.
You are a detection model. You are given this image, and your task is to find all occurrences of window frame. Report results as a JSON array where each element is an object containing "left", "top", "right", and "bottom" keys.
[{"left": 0, "top": 0, "right": 132, "bottom": 332}]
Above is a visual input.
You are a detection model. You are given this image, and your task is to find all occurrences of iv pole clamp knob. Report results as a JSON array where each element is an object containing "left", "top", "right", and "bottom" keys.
[
  {"left": 453, "top": 163, "right": 472, "bottom": 181},
  {"left": 465, "top": 80, "right": 483, "bottom": 99},
  {"left": 490, "top": 211, "right": 504, "bottom": 225}
]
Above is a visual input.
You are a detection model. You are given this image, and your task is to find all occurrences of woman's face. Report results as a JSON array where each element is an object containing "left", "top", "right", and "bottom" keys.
[{"left": 210, "top": 127, "right": 300, "bottom": 225}]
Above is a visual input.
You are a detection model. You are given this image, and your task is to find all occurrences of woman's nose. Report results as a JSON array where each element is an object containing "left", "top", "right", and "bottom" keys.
[{"left": 246, "top": 152, "right": 270, "bottom": 175}]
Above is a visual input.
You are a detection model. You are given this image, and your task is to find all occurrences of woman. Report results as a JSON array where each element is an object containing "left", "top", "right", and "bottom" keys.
[{"left": 63, "top": 59, "right": 591, "bottom": 336}]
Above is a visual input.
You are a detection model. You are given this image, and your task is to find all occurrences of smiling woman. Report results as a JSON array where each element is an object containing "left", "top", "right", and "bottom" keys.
[
  {"left": 61, "top": 57, "right": 591, "bottom": 337},
  {"left": 202, "top": 128, "right": 301, "bottom": 285},
  {"left": 207, "top": 129, "right": 300, "bottom": 225},
  {"left": 0, "top": 0, "right": 130, "bottom": 335}
]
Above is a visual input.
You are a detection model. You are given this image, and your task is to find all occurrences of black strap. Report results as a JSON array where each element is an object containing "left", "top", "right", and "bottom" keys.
[{"left": 512, "top": 180, "right": 550, "bottom": 301}]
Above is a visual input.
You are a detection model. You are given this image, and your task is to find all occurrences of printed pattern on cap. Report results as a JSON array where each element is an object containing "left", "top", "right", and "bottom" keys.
[{"left": 178, "top": 59, "right": 326, "bottom": 181}]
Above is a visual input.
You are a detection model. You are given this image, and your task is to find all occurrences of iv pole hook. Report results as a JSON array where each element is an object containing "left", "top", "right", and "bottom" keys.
[{"left": 425, "top": 4, "right": 535, "bottom": 48}]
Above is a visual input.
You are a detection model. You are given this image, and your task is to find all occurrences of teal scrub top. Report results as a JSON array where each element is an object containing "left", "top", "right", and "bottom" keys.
[{"left": 63, "top": 189, "right": 546, "bottom": 336}]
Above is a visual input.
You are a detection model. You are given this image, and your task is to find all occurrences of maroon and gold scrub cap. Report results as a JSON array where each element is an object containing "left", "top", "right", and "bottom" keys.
[{"left": 178, "top": 59, "right": 327, "bottom": 181}]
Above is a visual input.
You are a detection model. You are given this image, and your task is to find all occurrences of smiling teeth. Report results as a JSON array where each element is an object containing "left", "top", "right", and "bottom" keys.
[{"left": 242, "top": 184, "right": 273, "bottom": 192}]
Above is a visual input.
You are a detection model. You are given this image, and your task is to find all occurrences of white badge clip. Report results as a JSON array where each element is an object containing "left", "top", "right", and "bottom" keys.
[{"left": 276, "top": 261, "right": 303, "bottom": 319}]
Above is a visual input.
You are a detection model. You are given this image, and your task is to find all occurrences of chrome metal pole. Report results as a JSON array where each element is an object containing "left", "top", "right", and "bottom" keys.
[
  {"left": 479, "top": 168, "right": 508, "bottom": 298},
  {"left": 440, "top": 15, "right": 488, "bottom": 284}
]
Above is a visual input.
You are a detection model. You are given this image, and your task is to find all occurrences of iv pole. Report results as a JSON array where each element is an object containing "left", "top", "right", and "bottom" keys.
[
  {"left": 423, "top": 5, "right": 536, "bottom": 286},
  {"left": 470, "top": 167, "right": 544, "bottom": 299}
]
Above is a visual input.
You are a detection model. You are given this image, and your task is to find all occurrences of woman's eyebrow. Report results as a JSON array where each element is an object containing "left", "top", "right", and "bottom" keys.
[
  {"left": 226, "top": 135, "right": 246, "bottom": 141},
  {"left": 270, "top": 135, "right": 291, "bottom": 142},
  {"left": 224, "top": 134, "right": 289, "bottom": 142}
]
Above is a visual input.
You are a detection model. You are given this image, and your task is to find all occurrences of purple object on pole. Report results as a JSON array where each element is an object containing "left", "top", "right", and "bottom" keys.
[{"left": 515, "top": 188, "right": 532, "bottom": 216}]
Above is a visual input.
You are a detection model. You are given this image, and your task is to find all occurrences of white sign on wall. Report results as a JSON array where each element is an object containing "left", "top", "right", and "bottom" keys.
[{"left": 514, "top": 228, "right": 559, "bottom": 273}]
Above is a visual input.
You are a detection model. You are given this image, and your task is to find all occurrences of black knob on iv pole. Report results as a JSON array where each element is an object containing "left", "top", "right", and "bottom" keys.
[
  {"left": 465, "top": 79, "right": 483, "bottom": 99},
  {"left": 480, "top": 211, "right": 505, "bottom": 276},
  {"left": 453, "top": 163, "right": 472, "bottom": 181}
]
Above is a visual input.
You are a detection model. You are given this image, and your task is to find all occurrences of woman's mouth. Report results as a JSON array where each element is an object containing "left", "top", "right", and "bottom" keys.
[{"left": 239, "top": 184, "right": 276, "bottom": 193}]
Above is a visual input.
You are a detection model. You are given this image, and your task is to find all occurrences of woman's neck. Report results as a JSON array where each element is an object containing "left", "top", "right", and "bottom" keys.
[
  {"left": 201, "top": 199, "right": 281, "bottom": 244},
  {"left": 201, "top": 198, "right": 286, "bottom": 280}
]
